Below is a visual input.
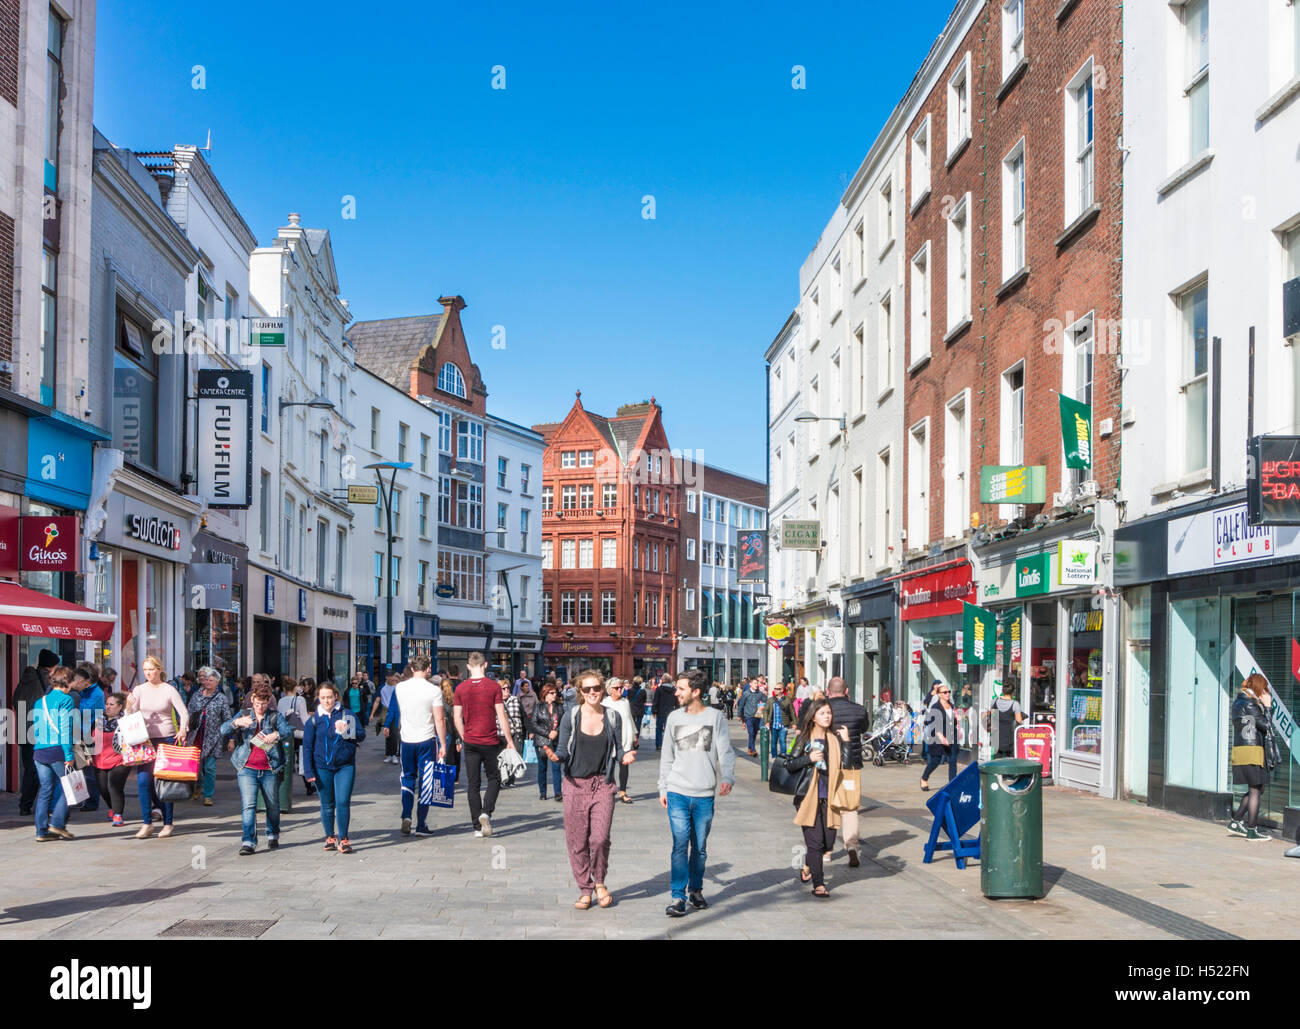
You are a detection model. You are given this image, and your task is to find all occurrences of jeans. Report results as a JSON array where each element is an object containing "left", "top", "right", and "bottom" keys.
[
  {"left": 655, "top": 716, "right": 668, "bottom": 750},
  {"left": 236, "top": 767, "right": 280, "bottom": 847},
  {"left": 921, "top": 743, "right": 958, "bottom": 783},
  {"left": 666, "top": 792, "right": 715, "bottom": 900},
  {"left": 770, "top": 727, "right": 787, "bottom": 758},
  {"left": 537, "top": 753, "right": 563, "bottom": 798},
  {"left": 34, "top": 758, "right": 69, "bottom": 836},
  {"left": 82, "top": 761, "right": 101, "bottom": 809},
  {"left": 200, "top": 754, "right": 217, "bottom": 799},
  {"left": 137, "top": 735, "right": 176, "bottom": 825},
  {"left": 316, "top": 763, "right": 356, "bottom": 839},
  {"left": 745, "top": 717, "right": 761, "bottom": 752},
  {"left": 400, "top": 739, "right": 437, "bottom": 825},
  {"left": 462, "top": 741, "right": 503, "bottom": 827}
]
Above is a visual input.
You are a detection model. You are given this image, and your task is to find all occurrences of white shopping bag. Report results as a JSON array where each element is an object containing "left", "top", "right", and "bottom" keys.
[
  {"left": 117, "top": 711, "right": 149, "bottom": 746},
  {"left": 60, "top": 768, "right": 90, "bottom": 806}
]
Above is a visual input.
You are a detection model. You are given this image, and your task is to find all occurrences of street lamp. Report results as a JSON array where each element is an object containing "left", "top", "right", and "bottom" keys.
[
  {"left": 280, "top": 393, "right": 336, "bottom": 413},
  {"left": 701, "top": 611, "right": 724, "bottom": 684},
  {"left": 497, "top": 561, "right": 526, "bottom": 683},
  {"left": 365, "top": 460, "right": 412, "bottom": 679}
]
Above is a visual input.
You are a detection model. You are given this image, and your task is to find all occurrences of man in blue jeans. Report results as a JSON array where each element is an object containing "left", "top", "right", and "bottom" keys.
[
  {"left": 658, "top": 669, "right": 736, "bottom": 917},
  {"left": 737, "top": 679, "right": 764, "bottom": 756}
]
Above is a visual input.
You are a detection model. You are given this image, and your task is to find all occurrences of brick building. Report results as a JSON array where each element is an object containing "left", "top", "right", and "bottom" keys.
[
  {"left": 898, "top": 0, "right": 1124, "bottom": 794},
  {"left": 535, "top": 394, "right": 681, "bottom": 682}
]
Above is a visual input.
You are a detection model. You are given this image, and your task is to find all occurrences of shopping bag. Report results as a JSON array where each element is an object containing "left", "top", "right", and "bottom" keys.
[
  {"left": 155, "top": 779, "right": 193, "bottom": 803},
  {"left": 118, "top": 711, "right": 149, "bottom": 746},
  {"left": 419, "top": 759, "right": 456, "bottom": 808},
  {"left": 117, "top": 739, "right": 157, "bottom": 767},
  {"left": 59, "top": 769, "right": 90, "bottom": 806},
  {"left": 522, "top": 739, "right": 537, "bottom": 765},
  {"left": 153, "top": 743, "right": 200, "bottom": 781}
]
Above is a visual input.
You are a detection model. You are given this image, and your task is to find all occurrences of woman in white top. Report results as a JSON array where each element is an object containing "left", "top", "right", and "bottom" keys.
[
  {"left": 125, "top": 655, "right": 189, "bottom": 839},
  {"left": 602, "top": 677, "right": 638, "bottom": 805}
]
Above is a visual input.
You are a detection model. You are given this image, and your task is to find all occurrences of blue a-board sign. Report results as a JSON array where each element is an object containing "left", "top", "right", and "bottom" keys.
[{"left": 922, "top": 760, "right": 982, "bottom": 869}]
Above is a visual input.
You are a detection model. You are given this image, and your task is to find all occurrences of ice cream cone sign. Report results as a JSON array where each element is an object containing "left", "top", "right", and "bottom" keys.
[{"left": 43, "top": 522, "right": 58, "bottom": 548}]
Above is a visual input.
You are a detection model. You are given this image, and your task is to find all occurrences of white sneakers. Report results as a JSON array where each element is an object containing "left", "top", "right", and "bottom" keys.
[{"left": 478, "top": 814, "right": 492, "bottom": 838}]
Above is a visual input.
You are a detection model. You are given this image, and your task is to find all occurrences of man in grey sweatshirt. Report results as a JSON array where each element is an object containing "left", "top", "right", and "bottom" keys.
[{"left": 659, "top": 668, "right": 736, "bottom": 917}]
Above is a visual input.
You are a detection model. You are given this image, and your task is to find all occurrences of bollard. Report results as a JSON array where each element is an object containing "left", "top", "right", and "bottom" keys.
[{"left": 760, "top": 725, "right": 770, "bottom": 781}]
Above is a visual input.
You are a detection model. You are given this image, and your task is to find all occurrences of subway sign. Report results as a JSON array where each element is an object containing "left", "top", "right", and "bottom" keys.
[{"left": 1248, "top": 435, "right": 1300, "bottom": 525}]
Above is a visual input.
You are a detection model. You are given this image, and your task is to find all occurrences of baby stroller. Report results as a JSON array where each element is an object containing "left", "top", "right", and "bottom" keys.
[{"left": 863, "top": 707, "right": 912, "bottom": 766}]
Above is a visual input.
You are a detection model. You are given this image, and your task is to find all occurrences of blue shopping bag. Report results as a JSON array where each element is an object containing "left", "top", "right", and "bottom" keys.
[
  {"left": 419, "top": 759, "right": 457, "bottom": 808},
  {"left": 522, "top": 739, "right": 538, "bottom": 765}
]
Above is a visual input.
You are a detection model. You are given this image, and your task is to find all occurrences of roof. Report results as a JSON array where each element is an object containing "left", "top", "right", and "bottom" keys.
[
  {"left": 347, "top": 315, "right": 441, "bottom": 390},
  {"left": 303, "top": 228, "right": 328, "bottom": 255}
]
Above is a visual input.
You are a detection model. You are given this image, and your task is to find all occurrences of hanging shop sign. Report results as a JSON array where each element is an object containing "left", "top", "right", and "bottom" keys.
[
  {"left": 347, "top": 484, "right": 379, "bottom": 505},
  {"left": 1247, "top": 435, "right": 1300, "bottom": 525},
  {"left": 1059, "top": 394, "right": 1092, "bottom": 469},
  {"left": 1015, "top": 552, "right": 1051, "bottom": 597},
  {"left": 856, "top": 626, "right": 880, "bottom": 652},
  {"left": 766, "top": 622, "right": 791, "bottom": 643},
  {"left": 737, "top": 530, "right": 767, "bottom": 582},
  {"left": 781, "top": 519, "right": 821, "bottom": 551},
  {"left": 901, "top": 564, "right": 976, "bottom": 621},
  {"left": 264, "top": 574, "right": 275, "bottom": 615},
  {"left": 186, "top": 562, "right": 234, "bottom": 611},
  {"left": 1058, "top": 540, "right": 1098, "bottom": 585},
  {"left": 196, "top": 370, "right": 253, "bottom": 509},
  {"left": 961, "top": 602, "right": 996, "bottom": 665},
  {"left": 998, "top": 607, "right": 1023, "bottom": 664},
  {"left": 435, "top": 583, "right": 456, "bottom": 599},
  {"left": 979, "top": 465, "right": 1047, "bottom": 505},
  {"left": 20, "top": 515, "right": 79, "bottom": 573},
  {"left": 246, "top": 316, "right": 291, "bottom": 348},
  {"left": 815, "top": 625, "right": 843, "bottom": 655},
  {"left": 298, "top": 588, "right": 308, "bottom": 622}
]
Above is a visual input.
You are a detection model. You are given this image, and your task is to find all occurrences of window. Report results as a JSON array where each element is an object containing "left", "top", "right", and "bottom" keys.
[
  {"left": 561, "top": 591, "right": 575, "bottom": 624},
  {"left": 370, "top": 408, "right": 380, "bottom": 450},
  {"left": 561, "top": 485, "right": 576, "bottom": 510},
  {"left": 702, "top": 496, "right": 712, "bottom": 520},
  {"left": 911, "top": 244, "right": 931, "bottom": 365},
  {"left": 701, "top": 540, "right": 711, "bottom": 564},
  {"left": 261, "top": 363, "right": 271, "bottom": 433},
  {"left": 1003, "top": 142, "right": 1027, "bottom": 280},
  {"left": 1067, "top": 315, "right": 1095, "bottom": 489},
  {"left": 876, "top": 448, "right": 893, "bottom": 569},
  {"left": 283, "top": 496, "right": 294, "bottom": 569},
  {"left": 438, "top": 476, "right": 452, "bottom": 523},
  {"left": 602, "top": 538, "right": 617, "bottom": 567},
  {"left": 497, "top": 457, "right": 508, "bottom": 488},
  {"left": 1288, "top": 230, "right": 1300, "bottom": 428},
  {"left": 947, "top": 194, "right": 971, "bottom": 329},
  {"left": 717, "top": 500, "right": 727, "bottom": 523},
  {"left": 579, "top": 484, "right": 594, "bottom": 508},
  {"left": 561, "top": 451, "right": 576, "bottom": 469},
  {"left": 521, "top": 463, "right": 531, "bottom": 493},
  {"left": 686, "top": 538, "right": 696, "bottom": 561},
  {"left": 854, "top": 220, "right": 866, "bottom": 280},
  {"left": 879, "top": 178, "right": 894, "bottom": 251},
  {"left": 908, "top": 420, "right": 930, "bottom": 548},
  {"left": 541, "top": 592, "right": 553, "bottom": 625},
  {"left": 114, "top": 311, "right": 159, "bottom": 469},
  {"left": 715, "top": 544, "right": 725, "bottom": 567},
  {"left": 651, "top": 543, "right": 659, "bottom": 572},
  {"left": 650, "top": 594, "right": 659, "bottom": 628},
  {"left": 632, "top": 592, "right": 639, "bottom": 626},
  {"left": 417, "top": 560, "right": 429, "bottom": 607},
  {"left": 633, "top": 539, "right": 639, "bottom": 569},
  {"left": 579, "top": 538, "right": 594, "bottom": 569},
  {"left": 1003, "top": 0, "right": 1025, "bottom": 77},
  {"left": 853, "top": 468, "right": 865, "bottom": 574},
  {"left": 562, "top": 539, "right": 576, "bottom": 569},
  {"left": 397, "top": 423, "right": 409, "bottom": 462},
  {"left": 542, "top": 485, "right": 553, "bottom": 511},
  {"left": 728, "top": 546, "right": 736, "bottom": 570},
  {"left": 1178, "top": 282, "right": 1209, "bottom": 473},
  {"left": 335, "top": 527, "right": 345, "bottom": 590},
  {"left": 878, "top": 291, "right": 894, "bottom": 392},
  {"left": 944, "top": 392, "right": 969, "bottom": 538},
  {"left": 457, "top": 421, "right": 484, "bottom": 463},
  {"left": 455, "top": 482, "right": 482, "bottom": 530},
  {"left": 912, "top": 117, "right": 931, "bottom": 207},
  {"left": 520, "top": 509, "right": 530, "bottom": 552},
  {"left": 633, "top": 486, "right": 640, "bottom": 509},
  {"left": 318, "top": 432, "right": 328, "bottom": 488},
  {"left": 437, "top": 362, "right": 466, "bottom": 397},
  {"left": 39, "top": 249, "right": 56, "bottom": 406},
  {"left": 1065, "top": 62, "right": 1095, "bottom": 223},
  {"left": 497, "top": 502, "right": 509, "bottom": 530},
  {"left": 259, "top": 470, "right": 271, "bottom": 552},
  {"left": 1183, "top": 0, "right": 1210, "bottom": 158},
  {"left": 419, "top": 493, "right": 429, "bottom": 536},
  {"left": 686, "top": 491, "right": 696, "bottom": 513},
  {"left": 600, "top": 590, "right": 616, "bottom": 624},
  {"left": 947, "top": 54, "right": 972, "bottom": 158},
  {"left": 652, "top": 490, "right": 660, "bottom": 514},
  {"left": 1003, "top": 364, "right": 1026, "bottom": 467},
  {"left": 419, "top": 434, "right": 430, "bottom": 473},
  {"left": 579, "top": 450, "right": 594, "bottom": 467},
  {"left": 685, "top": 588, "right": 696, "bottom": 612},
  {"left": 44, "top": 11, "right": 63, "bottom": 190},
  {"left": 391, "top": 489, "right": 403, "bottom": 535},
  {"left": 602, "top": 483, "right": 617, "bottom": 508},
  {"left": 374, "top": 553, "right": 383, "bottom": 597},
  {"left": 437, "top": 551, "right": 484, "bottom": 603},
  {"left": 578, "top": 590, "right": 593, "bottom": 625},
  {"left": 542, "top": 539, "right": 553, "bottom": 569},
  {"left": 437, "top": 412, "right": 452, "bottom": 454}
]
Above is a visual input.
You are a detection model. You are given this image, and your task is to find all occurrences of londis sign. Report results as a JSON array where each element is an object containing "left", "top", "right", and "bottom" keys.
[{"left": 1248, "top": 435, "right": 1300, "bottom": 525}]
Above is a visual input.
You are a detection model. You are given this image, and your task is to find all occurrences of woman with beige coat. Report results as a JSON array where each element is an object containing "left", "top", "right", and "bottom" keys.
[{"left": 784, "top": 697, "right": 851, "bottom": 897}]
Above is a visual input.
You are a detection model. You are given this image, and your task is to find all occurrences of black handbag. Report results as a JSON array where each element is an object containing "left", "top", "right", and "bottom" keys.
[{"left": 768, "top": 754, "right": 802, "bottom": 795}]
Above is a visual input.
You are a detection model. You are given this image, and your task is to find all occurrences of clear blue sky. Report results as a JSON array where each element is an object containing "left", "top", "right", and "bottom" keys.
[{"left": 94, "top": 0, "right": 956, "bottom": 480}]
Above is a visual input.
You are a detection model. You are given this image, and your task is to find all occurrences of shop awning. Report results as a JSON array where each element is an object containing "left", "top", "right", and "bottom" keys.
[{"left": 0, "top": 581, "right": 116, "bottom": 641}]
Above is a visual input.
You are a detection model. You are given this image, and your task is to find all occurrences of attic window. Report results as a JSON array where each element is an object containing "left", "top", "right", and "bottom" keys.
[{"left": 437, "top": 362, "right": 466, "bottom": 398}]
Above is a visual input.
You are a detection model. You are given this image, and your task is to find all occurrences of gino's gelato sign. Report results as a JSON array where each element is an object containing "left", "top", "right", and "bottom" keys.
[{"left": 20, "top": 516, "right": 79, "bottom": 572}]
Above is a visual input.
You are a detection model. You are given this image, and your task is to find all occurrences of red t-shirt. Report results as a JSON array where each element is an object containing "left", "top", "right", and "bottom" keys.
[
  {"left": 455, "top": 678, "right": 503, "bottom": 746},
  {"left": 245, "top": 742, "right": 271, "bottom": 770}
]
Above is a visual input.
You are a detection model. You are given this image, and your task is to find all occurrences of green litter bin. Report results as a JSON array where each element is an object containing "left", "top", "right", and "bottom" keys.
[
  {"left": 255, "top": 737, "right": 294, "bottom": 815},
  {"left": 979, "top": 758, "right": 1043, "bottom": 898}
]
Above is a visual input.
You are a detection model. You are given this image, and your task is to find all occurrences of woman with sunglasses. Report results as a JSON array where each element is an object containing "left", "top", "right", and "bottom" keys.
[
  {"left": 550, "top": 669, "right": 635, "bottom": 909},
  {"left": 919, "top": 683, "right": 957, "bottom": 790},
  {"left": 533, "top": 681, "right": 565, "bottom": 801}
]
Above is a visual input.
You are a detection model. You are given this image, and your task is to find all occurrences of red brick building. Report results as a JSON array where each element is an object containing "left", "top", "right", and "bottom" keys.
[{"left": 535, "top": 395, "right": 681, "bottom": 681}]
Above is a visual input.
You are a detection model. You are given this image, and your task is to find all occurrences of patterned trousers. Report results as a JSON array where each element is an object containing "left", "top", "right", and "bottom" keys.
[{"left": 562, "top": 774, "right": 617, "bottom": 894}]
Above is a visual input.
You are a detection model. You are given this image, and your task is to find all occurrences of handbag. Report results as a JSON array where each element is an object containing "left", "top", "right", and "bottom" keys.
[
  {"left": 154, "top": 743, "right": 200, "bottom": 781},
  {"left": 522, "top": 739, "right": 538, "bottom": 765},
  {"left": 59, "top": 768, "right": 90, "bottom": 806},
  {"left": 768, "top": 754, "right": 802, "bottom": 796},
  {"left": 419, "top": 759, "right": 457, "bottom": 808},
  {"left": 155, "top": 779, "right": 193, "bottom": 802},
  {"left": 117, "top": 739, "right": 157, "bottom": 767},
  {"left": 118, "top": 710, "right": 149, "bottom": 746}
]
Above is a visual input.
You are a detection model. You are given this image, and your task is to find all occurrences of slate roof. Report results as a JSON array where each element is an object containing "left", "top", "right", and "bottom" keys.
[{"left": 347, "top": 315, "right": 442, "bottom": 390}]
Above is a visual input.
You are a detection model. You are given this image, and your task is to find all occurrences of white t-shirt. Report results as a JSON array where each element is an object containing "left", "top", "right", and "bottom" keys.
[{"left": 395, "top": 675, "right": 444, "bottom": 744}]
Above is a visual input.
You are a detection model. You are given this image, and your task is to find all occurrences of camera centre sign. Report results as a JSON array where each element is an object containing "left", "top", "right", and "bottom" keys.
[{"left": 197, "top": 370, "right": 253, "bottom": 509}]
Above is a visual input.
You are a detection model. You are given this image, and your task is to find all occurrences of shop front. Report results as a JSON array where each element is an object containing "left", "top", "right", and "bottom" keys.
[
  {"left": 315, "top": 599, "right": 354, "bottom": 690},
  {"left": 355, "top": 606, "right": 379, "bottom": 682},
  {"left": 632, "top": 640, "right": 674, "bottom": 681},
  {"left": 488, "top": 630, "right": 545, "bottom": 682},
  {"left": 844, "top": 578, "right": 897, "bottom": 709},
  {"left": 543, "top": 639, "right": 616, "bottom": 683},
  {"left": 897, "top": 560, "right": 979, "bottom": 712},
  {"left": 681, "top": 639, "right": 718, "bottom": 680},
  {"left": 1117, "top": 494, "right": 1300, "bottom": 833},
  {"left": 185, "top": 532, "right": 247, "bottom": 682},
  {"left": 434, "top": 621, "right": 494, "bottom": 681}
]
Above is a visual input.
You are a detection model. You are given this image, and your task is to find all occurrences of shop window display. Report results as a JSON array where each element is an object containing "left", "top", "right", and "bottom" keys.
[
  {"left": 1066, "top": 599, "right": 1104, "bottom": 754},
  {"left": 1028, "top": 601, "right": 1057, "bottom": 726}
]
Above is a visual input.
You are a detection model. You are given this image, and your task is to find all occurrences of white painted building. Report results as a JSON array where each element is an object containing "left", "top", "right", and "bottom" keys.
[
  {"left": 247, "top": 213, "right": 356, "bottom": 686},
  {"left": 485, "top": 414, "right": 544, "bottom": 679}
]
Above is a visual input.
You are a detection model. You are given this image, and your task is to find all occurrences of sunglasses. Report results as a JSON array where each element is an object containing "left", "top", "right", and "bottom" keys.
[{"left": 580, "top": 685, "right": 604, "bottom": 694}]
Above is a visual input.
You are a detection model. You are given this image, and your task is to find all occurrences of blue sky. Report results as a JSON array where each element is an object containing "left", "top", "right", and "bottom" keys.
[{"left": 94, "top": 0, "right": 956, "bottom": 480}]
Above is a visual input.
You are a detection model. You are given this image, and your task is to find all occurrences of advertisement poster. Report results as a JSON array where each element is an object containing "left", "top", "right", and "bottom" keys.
[
  {"left": 197, "top": 370, "right": 253, "bottom": 509},
  {"left": 1015, "top": 724, "right": 1055, "bottom": 780},
  {"left": 737, "top": 530, "right": 767, "bottom": 582},
  {"left": 961, "top": 602, "right": 996, "bottom": 665},
  {"left": 1059, "top": 393, "right": 1092, "bottom": 469}
]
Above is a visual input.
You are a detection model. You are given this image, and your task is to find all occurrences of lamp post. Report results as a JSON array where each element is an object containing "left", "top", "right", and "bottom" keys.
[
  {"left": 701, "top": 611, "right": 723, "bottom": 684},
  {"left": 793, "top": 410, "right": 848, "bottom": 683},
  {"left": 365, "top": 460, "right": 412, "bottom": 679},
  {"left": 497, "top": 561, "right": 526, "bottom": 683}
]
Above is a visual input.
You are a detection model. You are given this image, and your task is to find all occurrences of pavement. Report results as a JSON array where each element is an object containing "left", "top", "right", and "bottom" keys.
[{"left": 0, "top": 721, "right": 1294, "bottom": 939}]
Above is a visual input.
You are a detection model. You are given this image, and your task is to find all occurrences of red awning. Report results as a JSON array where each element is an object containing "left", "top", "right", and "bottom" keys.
[{"left": 0, "top": 581, "right": 116, "bottom": 641}]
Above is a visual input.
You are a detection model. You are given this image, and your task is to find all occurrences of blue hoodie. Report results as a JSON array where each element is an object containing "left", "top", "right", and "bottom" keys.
[{"left": 302, "top": 704, "right": 365, "bottom": 778}]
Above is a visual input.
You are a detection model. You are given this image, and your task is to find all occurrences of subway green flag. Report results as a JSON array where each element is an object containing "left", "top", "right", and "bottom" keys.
[
  {"left": 1059, "top": 393, "right": 1092, "bottom": 469},
  {"left": 962, "top": 602, "right": 997, "bottom": 666}
]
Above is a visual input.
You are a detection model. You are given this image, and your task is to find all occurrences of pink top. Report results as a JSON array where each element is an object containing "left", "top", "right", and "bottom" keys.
[{"left": 130, "top": 682, "right": 190, "bottom": 740}]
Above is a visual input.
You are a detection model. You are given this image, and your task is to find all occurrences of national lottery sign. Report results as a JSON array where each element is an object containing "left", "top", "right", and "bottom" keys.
[{"left": 197, "top": 371, "right": 253, "bottom": 509}]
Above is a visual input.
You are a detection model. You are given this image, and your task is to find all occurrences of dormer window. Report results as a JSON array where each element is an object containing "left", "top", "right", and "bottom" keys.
[{"left": 438, "top": 362, "right": 467, "bottom": 398}]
